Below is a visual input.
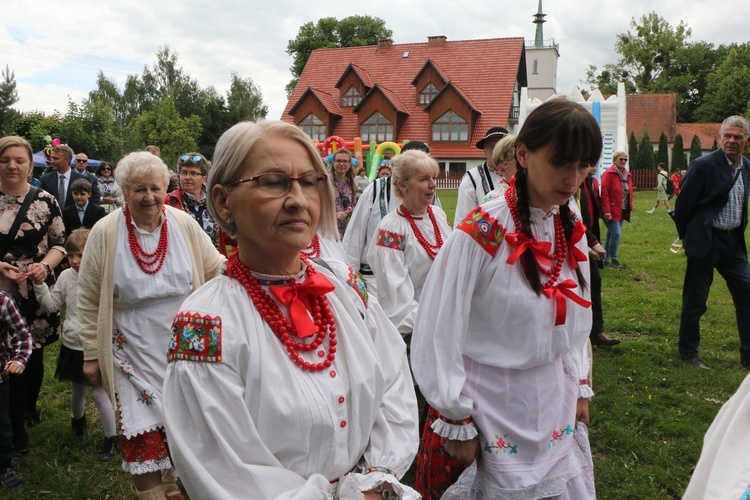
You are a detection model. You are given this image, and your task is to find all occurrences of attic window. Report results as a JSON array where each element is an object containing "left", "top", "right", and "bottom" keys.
[
  {"left": 402, "top": 51, "right": 410, "bottom": 58},
  {"left": 341, "top": 87, "right": 362, "bottom": 107},
  {"left": 432, "top": 110, "right": 468, "bottom": 141},
  {"left": 298, "top": 113, "right": 327, "bottom": 141},
  {"left": 419, "top": 83, "right": 439, "bottom": 105},
  {"left": 360, "top": 112, "right": 393, "bottom": 142}
]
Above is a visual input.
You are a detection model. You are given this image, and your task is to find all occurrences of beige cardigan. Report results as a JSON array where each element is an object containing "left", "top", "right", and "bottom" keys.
[{"left": 78, "top": 205, "right": 225, "bottom": 407}]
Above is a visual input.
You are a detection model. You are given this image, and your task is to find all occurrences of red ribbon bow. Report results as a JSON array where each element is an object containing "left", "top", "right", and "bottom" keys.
[
  {"left": 505, "top": 232, "right": 552, "bottom": 266},
  {"left": 542, "top": 279, "right": 592, "bottom": 326},
  {"left": 567, "top": 220, "right": 588, "bottom": 270},
  {"left": 269, "top": 274, "right": 336, "bottom": 338}
]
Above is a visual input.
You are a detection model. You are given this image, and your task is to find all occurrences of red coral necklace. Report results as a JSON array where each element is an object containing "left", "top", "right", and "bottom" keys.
[
  {"left": 398, "top": 205, "right": 444, "bottom": 260},
  {"left": 228, "top": 253, "right": 337, "bottom": 372},
  {"left": 124, "top": 206, "right": 169, "bottom": 275},
  {"left": 300, "top": 234, "right": 321, "bottom": 259},
  {"left": 504, "top": 187, "right": 566, "bottom": 287}
]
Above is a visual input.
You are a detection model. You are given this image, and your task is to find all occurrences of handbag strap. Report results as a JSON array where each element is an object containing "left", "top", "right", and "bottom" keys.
[{"left": 1, "top": 186, "right": 38, "bottom": 248}]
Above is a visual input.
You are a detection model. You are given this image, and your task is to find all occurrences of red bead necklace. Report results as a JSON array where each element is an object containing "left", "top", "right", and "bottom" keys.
[
  {"left": 228, "top": 253, "right": 337, "bottom": 372},
  {"left": 124, "top": 206, "right": 169, "bottom": 275},
  {"left": 505, "top": 187, "right": 566, "bottom": 288},
  {"left": 300, "top": 234, "right": 321, "bottom": 260},
  {"left": 398, "top": 205, "right": 444, "bottom": 260}
]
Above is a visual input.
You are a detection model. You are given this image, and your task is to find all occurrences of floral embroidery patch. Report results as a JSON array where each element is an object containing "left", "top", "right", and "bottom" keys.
[
  {"left": 484, "top": 433, "right": 518, "bottom": 455},
  {"left": 547, "top": 424, "right": 575, "bottom": 450},
  {"left": 457, "top": 207, "right": 505, "bottom": 257},
  {"left": 376, "top": 229, "right": 406, "bottom": 251},
  {"left": 346, "top": 265, "right": 368, "bottom": 308},
  {"left": 113, "top": 329, "right": 128, "bottom": 351},
  {"left": 118, "top": 360, "right": 135, "bottom": 379},
  {"left": 137, "top": 389, "right": 156, "bottom": 406},
  {"left": 167, "top": 312, "right": 222, "bottom": 363}
]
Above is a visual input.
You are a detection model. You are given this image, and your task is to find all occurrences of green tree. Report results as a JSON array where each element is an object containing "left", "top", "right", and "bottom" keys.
[
  {"left": 0, "top": 65, "right": 20, "bottom": 135},
  {"left": 60, "top": 98, "right": 123, "bottom": 161},
  {"left": 672, "top": 134, "right": 687, "bottom": 172},
  {"left": 636, "top": 132, "right": 655, "bottom": 170},
  {"left": 695, "top": 44, "right": 750, "bottom": 122},
  {"left": 227, "top": 72, "right": 268, "bottom": 124},
  {"left": 133, "top": 97, "right": 202, "bottom": 165},
  {"left": 689, "top": 134, "right": 703, "bottom": 162},
  {"left": 286, "top": 15, "right": 392, "bottom": 96},
  {"left": 657, "top": 132, "right": 670, "bottom": 167},
  {"left": 628, "top": 131, "right": 639, "bottom": 165},
  {"left": 711, "top": 138, "right": 718, "bottom": 151}
]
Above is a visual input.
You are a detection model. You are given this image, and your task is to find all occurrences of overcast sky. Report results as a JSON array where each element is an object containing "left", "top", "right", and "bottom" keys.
[{"left": 3, "top": 1, "right": 749, "bottom": 121}]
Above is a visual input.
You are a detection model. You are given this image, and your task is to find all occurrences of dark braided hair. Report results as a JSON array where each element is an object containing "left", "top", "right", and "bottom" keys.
[{"left": 514, "top": 98, "right": 602, "bottom": 294}]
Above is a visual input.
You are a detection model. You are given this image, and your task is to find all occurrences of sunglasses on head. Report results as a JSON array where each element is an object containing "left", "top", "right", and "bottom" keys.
[{"left": 180, "top": 154, "right": 204, "bottom": 164}]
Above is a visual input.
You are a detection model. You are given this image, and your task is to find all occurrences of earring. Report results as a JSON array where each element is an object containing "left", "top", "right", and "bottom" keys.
[{"left": 226, "top": 217, "right": 233, "bottom": 223}]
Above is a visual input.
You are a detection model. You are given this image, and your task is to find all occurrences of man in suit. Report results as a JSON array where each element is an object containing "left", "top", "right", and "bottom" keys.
[
  {"left": 673, "top": 115, "right": 750, "bottom": 369},
  {"left": 39, "top": 145, "right": 88, "bottom": 209},
  {"left": 580, "top": 164, "right": 620, "bottom": 346},
  {"left": 61, "top": 179, "right": 106, "bottom": 235},
  {"left": 73, "top": 153, "right": 101, "bottom": 204}
]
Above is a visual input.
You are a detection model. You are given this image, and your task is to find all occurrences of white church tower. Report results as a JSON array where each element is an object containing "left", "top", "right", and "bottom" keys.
[{"left": 525, "top": 0, "right": 559, "bottom": 101}]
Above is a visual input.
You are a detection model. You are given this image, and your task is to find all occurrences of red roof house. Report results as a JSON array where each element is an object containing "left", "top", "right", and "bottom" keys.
[{"left": 282, "top": 36, "right": 527, "bottom": 168}]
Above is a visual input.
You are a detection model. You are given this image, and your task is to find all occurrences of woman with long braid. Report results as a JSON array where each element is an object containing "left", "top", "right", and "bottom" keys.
[{"left": 412, "top": 99, "right": 601, "bottom": 499}]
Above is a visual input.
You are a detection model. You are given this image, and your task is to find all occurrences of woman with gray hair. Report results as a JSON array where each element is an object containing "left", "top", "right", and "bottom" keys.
[
  {"left": 78, "top": 151, "right": 224, "bottom": 499},
  {"left": 163, "top": 120, "right": 419, "bottom": 499}
]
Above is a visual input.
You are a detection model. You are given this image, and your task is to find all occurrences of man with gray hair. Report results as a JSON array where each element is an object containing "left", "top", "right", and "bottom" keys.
[{"left": 674, "top": 115, "right": 750, "bottom": 369}]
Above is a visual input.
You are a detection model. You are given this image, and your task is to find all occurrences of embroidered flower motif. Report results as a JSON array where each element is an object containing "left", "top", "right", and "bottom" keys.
[
  {"left": 118, "top": 360, "right": 135, "bottom": 379},
  {"left": 457, "top": 208, "right": 505, "bottom": 257},
  {"left": 168, "top": 312, "right": 223, "bottom": 363},
  {"left": 346, "top": 265, "right": 368, "bottom": 308},
  {"left": 137, "top": 389, "right": 155, "bottom": 406},
  {"left": 376, "top": 229, "right": 406, "bottom": 251},
  {"left": 484, "top": 433, "right": 518, "bottom": 454},
  {"left": 547, "top": 424, "right": 575, "bottom": 450},
  {"left": 114, "top": 329, "right": 128, "bottom": 351}
]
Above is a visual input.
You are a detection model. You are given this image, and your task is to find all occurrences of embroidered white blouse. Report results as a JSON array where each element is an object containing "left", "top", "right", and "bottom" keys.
[
  {"left": 366, "top": 206, "right": 452, "bottom": 335},
  {"left": 163, "top": 259, "right": 420, "bottom": 500}
]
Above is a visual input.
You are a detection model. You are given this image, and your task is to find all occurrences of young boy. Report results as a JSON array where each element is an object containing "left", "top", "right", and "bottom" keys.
[
  {"left": 33, "top": 229, "right": 119, "bottom": 462},
  {"left": 0, "top": 290, "right": 32, "bottom": 490},
  {"left": 62, "top": 178, "right": 106, "bottom": 236}
]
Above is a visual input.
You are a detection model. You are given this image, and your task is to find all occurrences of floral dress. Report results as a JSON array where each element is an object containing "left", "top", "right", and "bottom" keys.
[
  {"left": 334, "top": 178, "right": 356, "bottom": 239},
  {"left": 0, "top": 188, "right": 65, "bottom": 347}
]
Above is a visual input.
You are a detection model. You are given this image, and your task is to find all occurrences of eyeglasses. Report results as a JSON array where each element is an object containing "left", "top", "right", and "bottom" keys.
[
  {"left": 76, "top": 159, "right": 88, "bottom": 163},
  {"left": 179, "top": 170, "right": 204, "bottom": 178},
  {"left": 333, "top": 159, "right": 351, "bottom": 164},
  {"left": 100, "top": 167, "right": 112, "bottom": 172},
  {"left": 617, "top": 157, "right": 628, "bottom": 162},
  {"left": 233, "top": 172, "right": 328, "bottom": 198},
  {"left": 179, "top": 155, "right": 204, "bottom": 164}
]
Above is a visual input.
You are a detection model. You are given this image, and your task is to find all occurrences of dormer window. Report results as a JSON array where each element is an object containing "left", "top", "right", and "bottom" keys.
[
  {"left": 360, "top": 112, "right": 393, "bottom": 142},
  {"left": 419, "top": 83, "right": 439, "bottom": 105},
  {"left": 298, "top": 113, "right": 327, "bottom": 141},
  {"left": 341, "top": 87, "right": 362, "bottom": 107},
  {"left": 432, "top": 110, "right": 468, "bottom": 141}
]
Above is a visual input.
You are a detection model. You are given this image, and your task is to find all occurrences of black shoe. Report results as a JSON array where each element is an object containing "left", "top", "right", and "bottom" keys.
[
  {"left": 683, "top": 357, "right": 710, "bottom": 370},
  {"left": 611, "top": 260, "right": 627, "bottom": 269},
  {"left": 98, "top": 436, "right": 120, "bottom": 463},
  {"left": 71, "top": 415, "right": 87, "bottom": 438},
  {"left": 591, "top": 332, "right": 621, "bottom": 346},
  {"left": 0, "top": 468, "right": 23, "bottom": 490}
]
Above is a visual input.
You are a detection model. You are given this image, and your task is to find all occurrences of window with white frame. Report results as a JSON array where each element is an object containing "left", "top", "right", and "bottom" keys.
[{"left": 419, "top": 83, "right": 439, "bottom": 105}]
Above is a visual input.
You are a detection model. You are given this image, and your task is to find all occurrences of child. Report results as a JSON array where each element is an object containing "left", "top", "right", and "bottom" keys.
[
  {"left": 61, "top": 178, "right": 106, "bottom": 236},
  {"left": 412, "top": 99, "right": 600, "bottom": 498},
  {"left": 32, "top": 228, "right": 119, "bottom": 462},
  {"left": 0, "top": 290, "right": 32, "bottom": 490}
]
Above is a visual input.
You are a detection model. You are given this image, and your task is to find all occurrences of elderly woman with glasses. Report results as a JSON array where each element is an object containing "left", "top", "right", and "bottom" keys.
[
  {"left": 167, "top": 153, "right": 233, "bottom": 256},
  {"left": 163, "top": 120, "right": 419, "bottom": 500},
  {"left": 79, "top": 151, "right": 224, "bottom": 499},
  {"left": 95, "top": 161, "right": 123, "bottom": 214},
  {"left": 600, "top": 152, "right": 633, "bottom": 268}
]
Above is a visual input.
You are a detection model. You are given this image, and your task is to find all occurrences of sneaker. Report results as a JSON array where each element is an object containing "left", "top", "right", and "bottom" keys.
[
  {"left": 98, "top": 436, "right": 120, "bottom": 463},
  {"left": 0, "top": 468, "right": 23, "bottom": 490},
  {"left": 684, "top": 357, "right": 710, "bottom": 370},
  {"left": 71, "top": 415, "right": 87, "bottom": 438},
  {"left": 611, "top": 260, "right": 627, "bottom": 269},
  {"left": 646, "top": 208, "right": 655, "bottom": 214}
]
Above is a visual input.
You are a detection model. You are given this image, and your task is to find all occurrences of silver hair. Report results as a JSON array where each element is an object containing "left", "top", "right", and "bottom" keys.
[
  {"left": 719, "top": 115, "right": 750, "bottom": 138},
  {"left": 207, "top": 120, "right": 337, "bottom": 239},
  {"left": 114, "top": 151, "right": 171, "bottom": 194},
  {"left": 391, "top": 150, "right": 439, "bottom": 199}
]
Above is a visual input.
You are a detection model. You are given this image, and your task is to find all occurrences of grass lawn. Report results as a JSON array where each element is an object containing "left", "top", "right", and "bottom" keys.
[{"left": 10, "top": 189, "right": 748, "bottom": 499}]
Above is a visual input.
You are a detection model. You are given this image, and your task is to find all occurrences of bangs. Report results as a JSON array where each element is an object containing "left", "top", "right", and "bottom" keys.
[{"left": 546, "top": 113, "right": 603, "bottom": 167}]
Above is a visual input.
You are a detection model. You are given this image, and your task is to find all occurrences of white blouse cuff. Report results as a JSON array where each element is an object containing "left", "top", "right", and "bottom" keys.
[
  {"left": 578, "top": 378, "right": 595, "bottom": 399},
  {"left": 338, "top": 471, "right": 420, "bottom": 500},
  {"left": 430, "top": 416, "right": 478, "bottom": 440}
]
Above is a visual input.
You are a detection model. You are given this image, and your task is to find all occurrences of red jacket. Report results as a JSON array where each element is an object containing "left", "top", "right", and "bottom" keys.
[
  {"left": 600, "top": 165, "right": 634, "bottom": 222},
  {"left": 670, "top": 172, "right": 682, "bottom": 195}
]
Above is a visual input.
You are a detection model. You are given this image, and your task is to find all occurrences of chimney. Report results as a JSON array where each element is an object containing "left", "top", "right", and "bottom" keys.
[
  {"left": 427, "top": 35, "right": 447, "bottom": 47},
  {"left": 378, "top": 38, "right": 393, "bottom": 51}
]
